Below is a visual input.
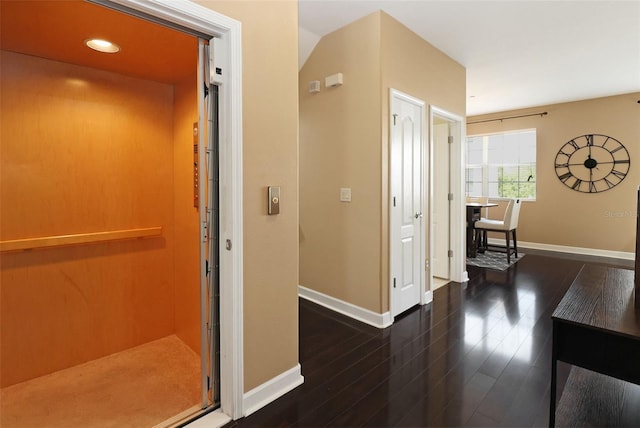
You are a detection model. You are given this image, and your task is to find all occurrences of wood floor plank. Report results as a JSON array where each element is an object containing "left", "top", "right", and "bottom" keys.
[{"left": 227, "top": 254, "right": 635, "bottom": 428}]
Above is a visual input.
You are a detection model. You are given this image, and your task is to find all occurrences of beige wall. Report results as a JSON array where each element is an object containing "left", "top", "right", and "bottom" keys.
[
  {"left": 299, "top": 12, "right": 383, "bottom": 313},
  {"left": 380, "top": 14, "right": 466, "bottom": 309},
  {"left": 380, "top": 13, "right": 466, "bottom": 116},
  {"left": 194, "top": 0, "right": 300, "bottom": 392},
  {"left": 299, "top": 12, "right": 465, "bottom": 314},
  {"left": 467, "top": 92, "right": 640, "bottom": 253}
]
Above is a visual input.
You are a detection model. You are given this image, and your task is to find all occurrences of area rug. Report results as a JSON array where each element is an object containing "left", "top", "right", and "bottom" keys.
[{"left": 467, "top": 251, "right": 525, "bottom": 271}]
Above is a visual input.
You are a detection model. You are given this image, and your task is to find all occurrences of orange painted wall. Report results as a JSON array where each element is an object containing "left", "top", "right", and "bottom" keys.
[
  {"left": 173, "top": 74, "right": 201, "bottom": 355},
  {"left": 0, "top": 51, "right": 178, "bottom": 387}
]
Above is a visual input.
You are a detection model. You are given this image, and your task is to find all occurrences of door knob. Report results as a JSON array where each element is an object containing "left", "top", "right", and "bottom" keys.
[{"left": 415, "top": 212, "right": 423, "bottom": 219}]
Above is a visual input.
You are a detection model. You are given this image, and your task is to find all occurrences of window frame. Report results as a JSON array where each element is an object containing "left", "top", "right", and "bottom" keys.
[{"left": 466, "top": 128, "right": 537, "bottom": 201}]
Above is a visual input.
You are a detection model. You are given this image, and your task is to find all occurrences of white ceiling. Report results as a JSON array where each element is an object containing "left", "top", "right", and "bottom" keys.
[{"left": 298, "top": 0, "right": 640, "bottom": 116}]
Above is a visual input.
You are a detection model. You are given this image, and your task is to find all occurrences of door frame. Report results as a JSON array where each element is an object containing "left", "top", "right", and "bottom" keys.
[
  {"left": 106, "top": 0, "right": 244, "bottom": 419},
  {"left": 429, "top": 106, "right": 466, "bottom": 285},
  {"left": 389, "top": 88, "right": 427, "bottom": 318},
  {"left": 430, "top": 116, "right": 451, "bottom": 284}
]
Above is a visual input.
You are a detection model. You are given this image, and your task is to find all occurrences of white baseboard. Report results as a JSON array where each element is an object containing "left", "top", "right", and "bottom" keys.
[
  {"left": 424, "top": 290, "right": 433, "bottom": 305},
  {"left": 243, "top": 364, "right": 304, "bottom": 417},
  {"left": 487, "top": 238, "right": 634, "bottom": 261},
  {"left": 298, "top": 285, "right": 393, "bottom": 328}
]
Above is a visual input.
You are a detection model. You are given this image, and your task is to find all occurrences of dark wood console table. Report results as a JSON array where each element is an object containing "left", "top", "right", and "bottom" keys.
[{"left": 550, "top": 264, "right": 640, "bottom": 427}]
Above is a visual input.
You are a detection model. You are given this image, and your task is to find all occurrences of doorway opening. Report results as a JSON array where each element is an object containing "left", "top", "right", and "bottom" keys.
[
  {"left": 0, "top": 0, "right": 237, "bottom": 425},
  {"left": 429, "top": 106, "right": 466, "bottom": 290},
  {"left": 431, "top": 115, "right": 453, "bottom": 290}
]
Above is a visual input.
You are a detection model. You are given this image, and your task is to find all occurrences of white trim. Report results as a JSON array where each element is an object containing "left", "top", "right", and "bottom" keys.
[
  {"left": 218, "top": 16, "right": 244, "bottom": 422},
  {"left": 154, "top": 405, "right": 201, "bottom": 428},
  {"left": 111, "top": 0, "right": 244, "bottom": 420},
  {"left": 429, "top": 106, "right": 465, "bottom": 285},
  {"left": 462, "top": 271, "right": 470, "bottom": 283},
  {"left": 243, "top": 365, "right": 304, "bottom": 417},
  {"left": 487, "top": 238, "right": 634, "bottom": 261},
  {"left": 299, "top": 286, "right": 393, "bottom": 328},
  {"left": 107, "top": 0, "right": 240, "bottom": 36},
  {"left": 424, "top": 290, "right": 433, "bottom": 305}
]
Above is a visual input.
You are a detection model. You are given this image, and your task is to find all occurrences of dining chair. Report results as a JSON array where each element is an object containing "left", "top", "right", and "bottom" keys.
[{"left": 474, "top": 198, "right": 521, "bottom": 263}]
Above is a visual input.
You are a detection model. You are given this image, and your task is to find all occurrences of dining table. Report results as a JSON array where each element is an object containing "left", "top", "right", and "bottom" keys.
[{"left": 466, "top": 202, "right": 498, "bottom": 258}]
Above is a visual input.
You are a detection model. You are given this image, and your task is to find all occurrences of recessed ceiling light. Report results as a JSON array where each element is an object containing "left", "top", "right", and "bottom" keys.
[{"left": 85, "top": 38, "right": 120, "bottom": 53}]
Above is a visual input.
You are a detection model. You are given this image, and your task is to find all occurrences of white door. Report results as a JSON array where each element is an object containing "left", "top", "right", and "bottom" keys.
[
  {"left": 390, "top": 89, "right": 425, "bottom": 317},
  {"left": 432, "top": 119, "right": 450, "bottom": 281}
]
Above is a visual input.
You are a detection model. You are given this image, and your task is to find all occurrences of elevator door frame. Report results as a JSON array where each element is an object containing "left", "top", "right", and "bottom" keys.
[{"left": 102, "top": 0, "right": 244, "bottom": 420}]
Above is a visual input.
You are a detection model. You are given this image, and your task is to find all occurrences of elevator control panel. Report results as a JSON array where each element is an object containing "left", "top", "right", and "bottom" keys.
[
  {"left": 268, "top": 186, "right": 280, "bottom": 215},
  {"left": 193, "top": 122, "right": 199, "bottom": 208}
]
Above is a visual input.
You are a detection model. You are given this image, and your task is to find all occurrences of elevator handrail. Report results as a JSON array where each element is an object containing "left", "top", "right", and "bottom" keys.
[{"left": 0, "top": 227, "right": 162, "bottom": 253}]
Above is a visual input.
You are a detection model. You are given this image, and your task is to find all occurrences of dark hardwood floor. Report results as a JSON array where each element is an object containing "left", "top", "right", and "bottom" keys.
[{"left": 226, "top": 252, "right": 635, "bottom": 427}]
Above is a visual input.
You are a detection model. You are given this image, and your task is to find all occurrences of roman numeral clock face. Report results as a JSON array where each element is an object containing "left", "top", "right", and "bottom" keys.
[{"left": 554, "top": 134, "right": 630, "bottom": 193}]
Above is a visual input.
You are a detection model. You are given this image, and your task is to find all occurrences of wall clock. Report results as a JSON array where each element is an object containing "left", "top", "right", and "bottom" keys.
[{"left": 554, "top": 134, "right": 630, "bottom": 193}]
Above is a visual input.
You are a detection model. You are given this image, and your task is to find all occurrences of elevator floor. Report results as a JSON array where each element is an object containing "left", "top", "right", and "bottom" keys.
[{"left": 1, "top": 335, "right": 201, "bottom": 428}]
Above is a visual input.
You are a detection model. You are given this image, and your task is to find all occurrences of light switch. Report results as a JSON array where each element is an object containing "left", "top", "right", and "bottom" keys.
[{"left": 340, "top": 187, "right": 351, "bottom": 202}]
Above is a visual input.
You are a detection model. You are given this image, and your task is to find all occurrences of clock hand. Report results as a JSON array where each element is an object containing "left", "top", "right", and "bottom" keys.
[{"left": 567, "top": 158, "right": 597, "bottom": 166}]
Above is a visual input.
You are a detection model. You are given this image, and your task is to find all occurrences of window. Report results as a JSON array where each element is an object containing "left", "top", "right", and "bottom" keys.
[{"left": 466, "top": 129, "right": 536, "bottom": 200}]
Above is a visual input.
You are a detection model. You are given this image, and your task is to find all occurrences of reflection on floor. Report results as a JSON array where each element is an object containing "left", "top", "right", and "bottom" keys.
[
  {"left": 226, "top": 253, "right": 633, "bottom": 427},
  {"left": 1, "top": 335, "right": 200, "bottom": 428}
]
